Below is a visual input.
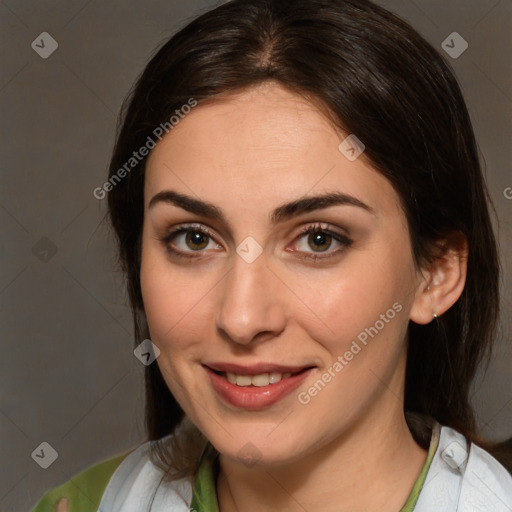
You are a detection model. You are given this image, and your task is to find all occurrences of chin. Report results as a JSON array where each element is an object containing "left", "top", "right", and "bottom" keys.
[{"left": 206, "top": 425, "right": 309, "bottom": 467}]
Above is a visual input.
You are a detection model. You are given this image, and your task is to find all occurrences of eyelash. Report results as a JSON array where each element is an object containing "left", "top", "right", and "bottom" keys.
[
  {"left": 293, "top": 224, "right": 353, "bottom": 261},
  {"left": 159, "top": 223, "right": 353, "bottom": 262}
]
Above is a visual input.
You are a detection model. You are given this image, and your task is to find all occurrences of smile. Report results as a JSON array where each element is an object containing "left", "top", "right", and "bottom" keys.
[
  {"left": 222, "top": 371, "right": 294, "bottom": 387},
  {"left": 203, "top": 363, "right": 315, "bottom": 409}
]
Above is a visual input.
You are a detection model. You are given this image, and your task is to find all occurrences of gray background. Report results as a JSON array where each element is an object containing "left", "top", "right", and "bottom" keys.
[{"left": 0, "top": 1, "right": 510, "bottom": 510}]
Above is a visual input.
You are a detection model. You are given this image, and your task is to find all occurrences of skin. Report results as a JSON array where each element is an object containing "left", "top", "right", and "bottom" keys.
[{"left": 57, "top": 81, "right": 467, "bottom": 512}]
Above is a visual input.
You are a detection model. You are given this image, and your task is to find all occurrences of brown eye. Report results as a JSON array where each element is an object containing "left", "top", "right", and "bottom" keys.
[
  {"left": 185, "top": 230, "right": 210, "bottom": 250},
  {"left": 160, "top": 224, "right": 222, "bottom": 259},
  {"left": 292, "top": 224, "right": 353, "bottom": 261},
  {"left": 307, "top": 231, "right": 333, "bottom": 252}
]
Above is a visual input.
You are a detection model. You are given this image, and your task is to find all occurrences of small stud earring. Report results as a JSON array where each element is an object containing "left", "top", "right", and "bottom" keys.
[{"left": 432, "top": 313, "right": 438, "bottom": 319}]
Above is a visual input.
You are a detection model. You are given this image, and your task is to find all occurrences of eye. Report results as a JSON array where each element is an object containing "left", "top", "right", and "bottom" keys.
[
  {"left": 292, "top": 223, "right": 353, "bottom": 260},
  {"left": 159, "top": 222, "right": 353, "bottom": 262},
  {"left": 160, "top": 224, "right": 221, "bottom": 258}
]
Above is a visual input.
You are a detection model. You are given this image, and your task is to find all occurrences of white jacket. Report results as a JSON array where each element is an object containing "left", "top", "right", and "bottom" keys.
[{"left": 97, "top": 423, "right": 512, "bottom": 511}]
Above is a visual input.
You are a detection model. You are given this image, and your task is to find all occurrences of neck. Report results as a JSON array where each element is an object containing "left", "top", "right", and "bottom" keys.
[{"left": 216, "top": 405, "right": 428, "bottom": 512}]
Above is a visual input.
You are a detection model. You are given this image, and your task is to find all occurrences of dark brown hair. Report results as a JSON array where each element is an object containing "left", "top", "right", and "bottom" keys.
[{"left": 107, "top": 0, "right": 510, "bottom": 474}]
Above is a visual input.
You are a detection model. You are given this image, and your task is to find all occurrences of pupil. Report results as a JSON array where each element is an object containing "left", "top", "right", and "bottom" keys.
[
  {"left": 186, "top": 231, "right": 208, "bottom": 250},
  {"left": 309, "top": 231, "right": 331, "bottom": 252}
]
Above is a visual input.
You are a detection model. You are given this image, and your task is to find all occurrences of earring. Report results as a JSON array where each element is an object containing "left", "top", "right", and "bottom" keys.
[{"left": 432, "top": 313, "right": 438, "bottom": 319}]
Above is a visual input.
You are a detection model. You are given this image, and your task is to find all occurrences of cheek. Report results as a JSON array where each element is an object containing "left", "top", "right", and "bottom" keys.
[
  {"left": 140, "top": 242, "right": 189, "bottom": 347},
  {"left": 292, "top": 243, "right": 413, "bottom": 360},
  {"left": 140, "top": 241, "right": 218, "bottom": 358},
  {"left": 140, "top": 252, "right": 207, "bottom": 403}
]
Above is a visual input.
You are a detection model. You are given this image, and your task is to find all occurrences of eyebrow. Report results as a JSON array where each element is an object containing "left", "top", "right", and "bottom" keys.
[{"left": 148, "top": 189, "right": 376, "bottom": 224}]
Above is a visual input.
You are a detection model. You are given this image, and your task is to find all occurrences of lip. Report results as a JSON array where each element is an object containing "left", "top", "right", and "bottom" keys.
[
  {"left": 204, "top": 362, "right": 312, "bottom": 375},
  {"left": 203, "top": 364, "right": 315, "bottom": 410}
]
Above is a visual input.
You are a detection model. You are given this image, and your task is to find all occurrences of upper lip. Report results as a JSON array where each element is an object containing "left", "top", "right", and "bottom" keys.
[{"left": 204, "top": 362, "right": 315, "bottom": 375}]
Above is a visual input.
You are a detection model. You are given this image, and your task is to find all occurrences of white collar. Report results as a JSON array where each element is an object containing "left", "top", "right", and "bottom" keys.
[
  {"left": 98, "top": 423, "right": 512, "bottom": 511},
  {"left": 414, "top": 423, "right": 512, "bottom": 510},
  {"left": 97, "top": 434, "right": 192, "bottom": 512}
]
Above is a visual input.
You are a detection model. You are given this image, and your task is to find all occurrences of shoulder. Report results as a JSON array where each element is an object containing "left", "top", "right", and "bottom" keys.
[
  {"left": 461, "top": 435, "right": 512, "bottom": 509},
  {"left": 415, "top": 423, "right": 512, "bottom": 511},
  {"left": 30, "top": 450, "right": 132, "bottom": 512},
  {"left": 97, "top": 435, "right": 194, "bottom": 511}
]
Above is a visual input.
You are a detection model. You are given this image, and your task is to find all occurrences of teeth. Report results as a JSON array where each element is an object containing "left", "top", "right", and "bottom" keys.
[
  {"left": 252, "top": 373, "right": 271, "bottom": 387},
  {"left": 236, "top": 375, "right": 252, "bottom": 387},
  {"left": 225, "top": 371, "right": 295, "bottom": 387}
]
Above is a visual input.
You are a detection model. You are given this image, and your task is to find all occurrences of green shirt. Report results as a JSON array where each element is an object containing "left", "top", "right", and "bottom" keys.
[
  {"left": 190, "top": 426, "right": 439, "bottom": 512},
  {"left": 30, "top": 451, "right": 131, "bottom": 512},
  {"left": 31, "top": 428, "right": 439, "bottom": 512}
]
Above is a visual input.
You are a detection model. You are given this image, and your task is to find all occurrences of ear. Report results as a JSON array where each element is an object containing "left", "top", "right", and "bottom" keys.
[{"left": 410, "top": 232, "right": 468, "bottom": 325}]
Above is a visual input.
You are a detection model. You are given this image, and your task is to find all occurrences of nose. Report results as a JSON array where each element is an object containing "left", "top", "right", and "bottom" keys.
[{"left": 215, "top": 253, "right": 287, "bottom": 346}]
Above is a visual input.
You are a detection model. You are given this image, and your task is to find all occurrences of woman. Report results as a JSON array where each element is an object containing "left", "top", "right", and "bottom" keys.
[{"left": 32, "top": 0, "right": 512, "bottom": 510}]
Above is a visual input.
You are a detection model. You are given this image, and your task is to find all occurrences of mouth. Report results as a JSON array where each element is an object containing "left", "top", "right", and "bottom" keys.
[
  {"left": 203, "top": 363, "right": 316, "bottom": 409},
  {"left": 210, "top": 368, "right": 310, "bottom": 387}
]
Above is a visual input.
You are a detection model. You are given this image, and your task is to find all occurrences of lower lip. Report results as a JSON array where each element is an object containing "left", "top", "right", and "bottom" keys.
[{"left": 205, "top": 366, "right": 314, "bottom": 409}]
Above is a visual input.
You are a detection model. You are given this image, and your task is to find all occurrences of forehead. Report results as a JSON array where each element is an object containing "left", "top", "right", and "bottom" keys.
[{"left": 144, "top": 82, "right": 403, "bottom": 220}]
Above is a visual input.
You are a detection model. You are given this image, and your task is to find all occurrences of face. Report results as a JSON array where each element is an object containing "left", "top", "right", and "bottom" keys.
[{"left": 141, "top": 81, "right": 424, "bottom": 466}]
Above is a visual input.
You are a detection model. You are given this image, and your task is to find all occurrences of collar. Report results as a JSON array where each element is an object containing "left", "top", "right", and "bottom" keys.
[
  {"left": 188, "top": 423, "right": 440, "bottom": 512},
  {"left": 98, "top": 420, "right": 512, "bottom": 511}
]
